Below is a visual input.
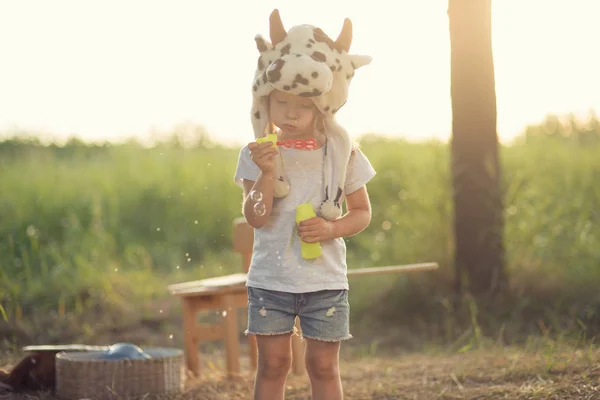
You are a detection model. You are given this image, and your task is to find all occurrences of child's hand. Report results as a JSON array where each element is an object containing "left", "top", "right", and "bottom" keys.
[
  {"left": 248, "top": 141, "right": 278, "bottom": 174},
  {"left": 297, "top": 217, "right": 335, "bottom": 243}
]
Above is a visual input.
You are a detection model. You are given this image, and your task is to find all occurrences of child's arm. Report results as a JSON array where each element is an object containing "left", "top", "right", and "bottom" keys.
[
  {"left": 242, "top": 173, "right": 275, "bottom": 229},
  {"left": 331, "top": 186, "right": 372, "bottom": 238},
  {"left": 241, "top": 141, "right": 278, "bottom": 229}
]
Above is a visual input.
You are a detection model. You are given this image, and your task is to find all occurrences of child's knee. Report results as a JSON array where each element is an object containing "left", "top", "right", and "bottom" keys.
[
  {"left": 258, "top": 354, "right": 292, "bottom": 380},
  {"left": 305, "top": 355, "right": 339, "bottom": 381}
]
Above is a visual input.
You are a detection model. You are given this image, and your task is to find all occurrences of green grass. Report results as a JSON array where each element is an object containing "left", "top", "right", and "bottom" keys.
[{"left": 0, "top": 113, "right": 599, "bottom": 349}]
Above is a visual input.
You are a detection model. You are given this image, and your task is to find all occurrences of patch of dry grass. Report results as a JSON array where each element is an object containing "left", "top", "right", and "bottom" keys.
[{"left": 1, "top": 341, "right": 598, "bottom": 399}]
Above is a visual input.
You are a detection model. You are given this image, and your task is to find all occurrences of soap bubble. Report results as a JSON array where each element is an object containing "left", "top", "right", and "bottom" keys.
[
  {"left": 249, "top": 190, "right": 263, "bottom": 202},
  {"left": 253, "top": 202, "right": 267, "bottom": 216}
]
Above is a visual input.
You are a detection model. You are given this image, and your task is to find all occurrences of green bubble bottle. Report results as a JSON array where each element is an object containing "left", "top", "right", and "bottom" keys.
[
  {"left": 256, "top": 133, "right": 278, "bottom": 148},
  {"left": 295, "top": 203, "right": 323, "bottom": 259}
]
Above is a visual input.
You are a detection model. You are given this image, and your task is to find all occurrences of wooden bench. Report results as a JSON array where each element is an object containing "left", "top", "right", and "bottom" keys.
[{"left": 167, "top": 217, "right": 438, "bottom": 379}]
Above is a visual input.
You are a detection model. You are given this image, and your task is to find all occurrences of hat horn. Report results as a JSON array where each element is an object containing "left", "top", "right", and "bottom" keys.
[
  {"left": 335, "top": 18, "right": 352, "bottom": 52},
  {"left": 269, "top": 9, "right": 287, "bottom": 46}
]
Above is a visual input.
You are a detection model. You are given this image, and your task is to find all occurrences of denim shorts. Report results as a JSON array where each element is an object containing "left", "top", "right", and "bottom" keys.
[{"left": 246, "top": 286, "right": 352, "bottom": 342}]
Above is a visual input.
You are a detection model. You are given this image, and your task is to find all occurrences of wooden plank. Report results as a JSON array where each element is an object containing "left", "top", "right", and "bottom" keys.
[
  {"left": 232, "top": 292, "right": 250, "bottom": 309},
  {"left": 347, "top": 263, "right": 439, "bottom": 277},
  {"left": 184, "top": 290, "right": 247, "bottom": 309},
  {"left": 170, "top": 282, "right": 248, "bottom": 298},
  {"left": 189, "top": 296, "right": 223, "bottom": 310},
  {"left": 170, "top": 263, "right": 439, "bottom": 297},
  {"left": 222, "top": 294, "right": 241, "bottom": 377},
  {"left": 168, "top": 273, "right": 247, "bottom": 293},
  {"left": 181, "top": 298, "right": 200, "bottom": 377},
  {"left": 194, "top": 324, "right": 225, "bottom": 343}
]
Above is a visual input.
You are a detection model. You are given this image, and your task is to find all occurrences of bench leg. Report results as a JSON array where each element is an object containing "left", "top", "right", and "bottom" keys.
[
  {"left": 222, "top": 294, "right": 241, "bottom": 378},
  {"left": 181, "top": 298, "right": 200, "bottom": 377},
  {"left": 291, "top": 317, "right": 305, "bottom": 375}
]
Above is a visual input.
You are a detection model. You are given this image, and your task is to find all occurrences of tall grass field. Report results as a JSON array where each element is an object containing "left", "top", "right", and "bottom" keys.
[{"left": 1, "top": 114, "right": 599, "bottom": 350}]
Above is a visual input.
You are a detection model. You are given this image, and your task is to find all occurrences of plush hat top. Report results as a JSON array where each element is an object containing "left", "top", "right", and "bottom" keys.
[{"left": 250, "top": 9, "right": 371, "bottom": 220}]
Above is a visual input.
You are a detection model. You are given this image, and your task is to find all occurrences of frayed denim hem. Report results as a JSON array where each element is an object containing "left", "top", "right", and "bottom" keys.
[
  {"left": 244, "top": 329, "right": 295, "bottom": 336},
  {"left": 301, "top": 333, "right": 353, "bottom": 342}
]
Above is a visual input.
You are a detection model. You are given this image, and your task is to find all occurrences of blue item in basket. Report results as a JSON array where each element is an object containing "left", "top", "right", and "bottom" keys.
[{"left": 102, "top": 343, "right": 152, "bottom": 360}]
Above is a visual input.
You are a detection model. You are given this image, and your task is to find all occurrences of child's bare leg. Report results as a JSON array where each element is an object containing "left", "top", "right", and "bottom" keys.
[
  {"left": 254, "top": 333, "right": 293, "bottom": 400},
  {"left": 304, "top": 338, "right": 343, "bottom": 400}
]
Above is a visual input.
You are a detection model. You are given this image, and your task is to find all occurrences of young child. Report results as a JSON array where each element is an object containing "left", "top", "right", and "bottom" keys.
[{"left": 234, "top": 9, "right": 376, "bottom": 400}]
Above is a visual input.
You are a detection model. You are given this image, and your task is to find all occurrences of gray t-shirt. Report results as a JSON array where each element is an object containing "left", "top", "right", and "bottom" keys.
[{"left": 234, "top": 144, "right": 376, "bottom": 293}]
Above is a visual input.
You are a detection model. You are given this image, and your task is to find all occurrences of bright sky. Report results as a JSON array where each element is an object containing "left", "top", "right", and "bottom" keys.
[{"left": 0, "top": 0, "right": 598, "bottom": 146}]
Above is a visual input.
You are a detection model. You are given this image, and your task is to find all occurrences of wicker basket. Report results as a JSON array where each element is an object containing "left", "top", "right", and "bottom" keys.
[{"left": 55, "top": 348, "right": 183, "bottom": 400}]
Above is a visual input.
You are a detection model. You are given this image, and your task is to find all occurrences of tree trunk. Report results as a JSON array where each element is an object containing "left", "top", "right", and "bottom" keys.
[{"left": 448, "top": 0, "right": 506, "bottom": 297}]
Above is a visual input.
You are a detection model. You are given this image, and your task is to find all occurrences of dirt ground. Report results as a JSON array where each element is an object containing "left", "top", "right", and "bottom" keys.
[{"left": 1, "top": 343, "right": 599, "bottom": 400}]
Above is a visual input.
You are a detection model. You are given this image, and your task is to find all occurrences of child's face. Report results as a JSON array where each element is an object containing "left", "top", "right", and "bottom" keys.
[{"left": 269, "top": 90, "right": 317, "bottom": 137}]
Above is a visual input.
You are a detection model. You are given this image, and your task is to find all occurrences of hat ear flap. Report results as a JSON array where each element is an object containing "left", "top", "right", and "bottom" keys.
[
  {"left": 349, "top": 54, "right": 372, "bottom": 69},
  {"left": 255, "top": 35, "right": 273, "bottom": 53}
]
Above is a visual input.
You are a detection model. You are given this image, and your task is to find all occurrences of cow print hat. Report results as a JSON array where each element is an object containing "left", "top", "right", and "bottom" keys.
[{"left": 250, "top": 9, "right": 372, "bottom": 220}]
